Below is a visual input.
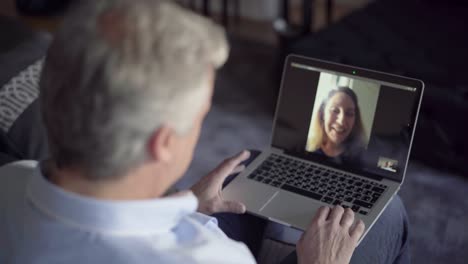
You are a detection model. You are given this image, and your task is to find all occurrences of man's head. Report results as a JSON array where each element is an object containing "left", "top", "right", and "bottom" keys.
[{"left": 40, "top": 0, "right": 228, "bottom": 184}]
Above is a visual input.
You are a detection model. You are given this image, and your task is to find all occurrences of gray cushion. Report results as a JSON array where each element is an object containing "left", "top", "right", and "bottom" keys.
[{"left": 0, "top": 17, "right": 51, "bottom": 165}]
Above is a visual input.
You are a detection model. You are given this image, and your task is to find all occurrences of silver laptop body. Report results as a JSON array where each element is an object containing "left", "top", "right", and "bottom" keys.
[{"left": 222, "top": 55, "right": 424, "bottom": 242}]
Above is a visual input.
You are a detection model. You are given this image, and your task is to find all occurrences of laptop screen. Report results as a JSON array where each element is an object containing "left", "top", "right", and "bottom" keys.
[{"left": 272, "top": 56, "right": 423, "bottom": 181}]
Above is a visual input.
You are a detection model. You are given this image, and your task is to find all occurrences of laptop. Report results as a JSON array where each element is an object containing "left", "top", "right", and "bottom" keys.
[{"left": 222, "top": 55, "right": 424, "bottom": 241}]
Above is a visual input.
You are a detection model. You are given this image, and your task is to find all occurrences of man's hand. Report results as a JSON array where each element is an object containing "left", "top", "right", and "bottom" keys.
[
  {"left": 190, "top": 150, "right": 250, "bottom": 215},
  {"left": 297, "top": 206, "right": 365, "bottom": 264}
]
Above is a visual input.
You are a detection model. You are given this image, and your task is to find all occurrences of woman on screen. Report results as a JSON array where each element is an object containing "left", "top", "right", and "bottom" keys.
[{"left": 306, "top": 87, "right": 366, "bottom": 163}]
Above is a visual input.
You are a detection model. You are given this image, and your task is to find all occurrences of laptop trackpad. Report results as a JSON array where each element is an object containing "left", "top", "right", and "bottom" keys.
[{"left": 260, "top": 191, "right": 323, "bottom": 230}]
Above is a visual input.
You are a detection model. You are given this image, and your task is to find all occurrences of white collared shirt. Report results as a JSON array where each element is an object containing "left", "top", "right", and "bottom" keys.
[{"left": 0, "top": 161, "right": 256, "bottom": 264}]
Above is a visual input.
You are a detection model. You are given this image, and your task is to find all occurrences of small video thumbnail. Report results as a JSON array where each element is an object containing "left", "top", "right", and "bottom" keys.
[{"left": 377, "top": 157, "right": 398, "bottom": 173}]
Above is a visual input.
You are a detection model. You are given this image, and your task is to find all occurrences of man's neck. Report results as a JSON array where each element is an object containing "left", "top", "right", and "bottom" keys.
[{"left": 44, "top": 160, "right": 172, "bottom": 200}]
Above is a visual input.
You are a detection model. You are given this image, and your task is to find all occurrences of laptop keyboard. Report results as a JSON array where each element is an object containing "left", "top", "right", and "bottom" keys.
[{"left": 247, "top": 154, "right": 388, "bottom": 215}]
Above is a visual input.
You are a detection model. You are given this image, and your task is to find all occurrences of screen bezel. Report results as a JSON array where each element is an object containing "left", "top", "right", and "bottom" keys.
[{"left": 271, "top": 55, "right": 425, "bottom": 182}]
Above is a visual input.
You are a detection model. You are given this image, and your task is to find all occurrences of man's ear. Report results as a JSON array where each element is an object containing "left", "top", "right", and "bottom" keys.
[{"left": 148, "top": 125, "right": 175, "bottom": 163}]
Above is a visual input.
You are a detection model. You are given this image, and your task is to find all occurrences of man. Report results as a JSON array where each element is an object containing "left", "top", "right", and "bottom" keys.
[{"left": 0, "top": 0, "right": 410, "bottom": 263}]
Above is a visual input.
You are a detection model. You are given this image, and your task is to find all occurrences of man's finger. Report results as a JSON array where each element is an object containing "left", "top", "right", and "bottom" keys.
[
  {"left": 311, "top": 206, "right": 330, "bottom": 225},
  {"left": 218, "top": 200, "right": 246, "bottom": 214},
  {"left": 231, "top": 164, "right": 246, "bottom": 175},
  {"left": 211, "top": 150, "right": 251, "bottom": 184},
  {"left": 350, "top": 219, "right": 365, "bottom": 241},
  {"left": 340, "top": 208, "right": 355, "bottom": 227},
  {"left": 327, "top": 205, "right": 345, "bottom": 223}
]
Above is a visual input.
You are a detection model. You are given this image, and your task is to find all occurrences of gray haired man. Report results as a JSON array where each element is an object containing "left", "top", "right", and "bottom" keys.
[{"left": 0, "top": 0, "right": 410, "bottom": 263}]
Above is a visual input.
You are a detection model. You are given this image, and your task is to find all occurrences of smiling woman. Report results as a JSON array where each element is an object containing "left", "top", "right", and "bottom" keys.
[{"left": 306, "top": 86, "right": 367, "bottom": 162}]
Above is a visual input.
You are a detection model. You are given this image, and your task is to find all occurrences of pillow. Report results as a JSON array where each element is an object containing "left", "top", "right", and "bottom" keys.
[
  {"left": 0, "top": 18, "right": 51, "bottom": 166},
  {"left": 0, "top": 58, "right": 49, "bottom": 165},
  {"left": 0, "top": 58, "right": 43, "bottom": 133}
]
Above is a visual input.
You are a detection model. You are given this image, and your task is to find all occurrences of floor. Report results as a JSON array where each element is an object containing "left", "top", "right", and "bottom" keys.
[{"left": 180, "top": 37, "right": 468, "bottom": 263}]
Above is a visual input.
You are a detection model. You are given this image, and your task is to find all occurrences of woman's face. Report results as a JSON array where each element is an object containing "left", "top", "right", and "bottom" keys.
[{"left": 322, "top": 92, "right": 356, "bottom": 146}]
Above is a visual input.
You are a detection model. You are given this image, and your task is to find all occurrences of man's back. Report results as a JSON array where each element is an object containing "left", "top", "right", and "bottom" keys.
[{"left": 0, "top": 161, "right": 255, "bottom": 264}]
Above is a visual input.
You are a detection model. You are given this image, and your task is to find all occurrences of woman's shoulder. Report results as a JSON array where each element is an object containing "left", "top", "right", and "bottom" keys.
[{"left": 311, "top": 148, "right": 325, "bottom": 155}]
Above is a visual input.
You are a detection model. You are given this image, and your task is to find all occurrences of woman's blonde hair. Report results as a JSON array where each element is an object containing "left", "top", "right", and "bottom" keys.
[{"left": 306, "top": 87, "right": 367, "bottom": 156}]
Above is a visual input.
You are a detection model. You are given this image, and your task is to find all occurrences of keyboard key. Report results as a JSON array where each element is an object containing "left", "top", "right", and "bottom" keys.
[
  {"left": 281, "top": 184, "right": 323, "bottom": 200},
  {"left": 359, "top": 210, "right": 368, "bottom": 215},
  {"left": 351, "top": 205, "right": 360, "bottom": 212},
  {"left": 353, "top": 199, "right": 373, "bottom": 209},
  {"left": 272, "top": 181, "right": 281, "bottom": 187},
  {"left": 344, "top": 197, "right": 353, "bottom": 203},
  {"left": 322, "top": 196, "right": 334, "bottom": 204},
  {"left": 372, "top": 187, "right": 385, "bottom": 193},
  {"left": 333, "top": 199, "right": 342, "bottom": 205}
]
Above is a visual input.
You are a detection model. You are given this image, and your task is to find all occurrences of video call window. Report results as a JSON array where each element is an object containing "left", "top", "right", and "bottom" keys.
[
  {"left": 377, "top": 157, "right": 399, "bottom": 173},
  {"left": 305, "top": 72, "right": 379, "bottom": 165},
  {"left": 272, "top": 61, "right": 419, "bottom": 180}
]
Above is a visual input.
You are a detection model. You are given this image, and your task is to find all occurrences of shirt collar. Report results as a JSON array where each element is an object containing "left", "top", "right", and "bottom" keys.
[{"left": 26, "top": 163, "right": 198, "bottom": 236}]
